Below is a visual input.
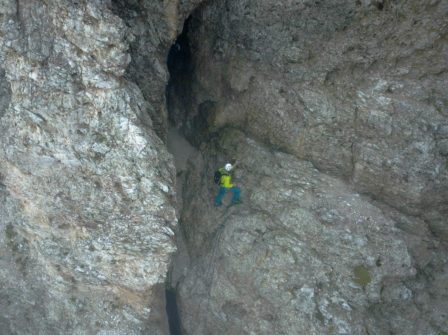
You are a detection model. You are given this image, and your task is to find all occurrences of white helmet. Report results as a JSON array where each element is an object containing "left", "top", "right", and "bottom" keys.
[{"left": 224, "top": 163, "right": 233, "bottom": 171}]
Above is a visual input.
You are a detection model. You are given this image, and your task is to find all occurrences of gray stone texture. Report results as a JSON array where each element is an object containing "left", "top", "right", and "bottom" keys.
[
  {"left": 0, "top": 0, "right": 190, "bottom": 334},
  {"left": 181, "top": 0, "right": 448, "bottom": 238},
  {"left": 0, "top": 0, "right": 447, "bottom": 334},
  {"left": 176, "top": 129, "right": 447, "bottom": 335},
  {"left": 110, "top": 0, "right": 203, "bottom": 141},
  {"left": 171, "top": 0, "right": 448, "bottom": 334}
]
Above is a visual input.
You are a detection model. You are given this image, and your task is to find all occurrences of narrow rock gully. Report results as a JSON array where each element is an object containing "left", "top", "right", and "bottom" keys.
[
  {"left": 163, "top": 14, "right": 243, "bottom": 334},
  {"left": 164, "top": 16, "right": 198, "bottom": 335},
  {"left": 140, "top": 3, "right": 448, "bottom": 335},
  {"left": 1, "top": 0, "right": 446, "bottom": 334}
]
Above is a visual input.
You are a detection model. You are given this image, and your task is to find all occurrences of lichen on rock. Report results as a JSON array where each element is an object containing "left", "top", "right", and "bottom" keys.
[{"left": 353, "top": 265, "right": 372, "bottom": 287}]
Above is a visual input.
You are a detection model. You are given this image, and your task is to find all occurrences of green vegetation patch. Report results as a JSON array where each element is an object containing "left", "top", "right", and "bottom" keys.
[
  {"left": 5, "top": 223, "right": 16, "bottom": 240},
  {"left": 315, "top": 309, "right": 325, "bottom": 323},
  {"left": 353, "top": 265, "right": 371, "bottom": 287},
  {"left": 5, "top": 223, "right": 20, "bottom": 253}
]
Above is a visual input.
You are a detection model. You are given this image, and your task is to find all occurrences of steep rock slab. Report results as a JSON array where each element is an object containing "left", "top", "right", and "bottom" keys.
[
  {"left": 177, "top": 130, "right": 429, "bottom": 335},
  {"left": 182, "top": 0, "right": 448, "bottom": 238},
  {"left": 0, "top": 0, "right": 183, "bottom": 333}
]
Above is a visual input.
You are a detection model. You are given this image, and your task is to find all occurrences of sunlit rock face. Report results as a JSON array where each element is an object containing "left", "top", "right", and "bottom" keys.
[{"left": 0, "top": 0, "right": 193, "bottom": 333}]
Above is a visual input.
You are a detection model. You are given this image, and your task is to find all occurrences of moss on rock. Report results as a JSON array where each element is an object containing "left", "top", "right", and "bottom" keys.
[{"left": 353, "top": 265, "right": 371, "bottom": 287}]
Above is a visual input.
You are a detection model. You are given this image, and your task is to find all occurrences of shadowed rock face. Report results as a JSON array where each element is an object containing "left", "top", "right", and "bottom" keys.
[
  {"left": 0, "top": 69, "right": 11, "bottom": 118},
  {"left": 177, "top": 130, "right": 417, "bottom": 334},
  {"left": 167, "top": 0, "right": 448, "bottom": 334},
  {"left": 178, "top": 0, "right": 448, "bottom": 237}
]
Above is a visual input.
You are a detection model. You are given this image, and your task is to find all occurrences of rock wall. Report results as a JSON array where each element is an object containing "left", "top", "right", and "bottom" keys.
[
  {"left": 110, "top": 0, "right": 203, "bottom": 141},
  {"left": 177, "top": 130, "right": 430, "bottom": 334},
  {"left": 181, "top": 0, "right": 448, "bottom": 238},
  {"left": 0, "top": 0, "right": 192, "bottom": 333},
  {"left": 171, "top": 0, "right": 448, "bottom": 334},
  {"left": 1, "top": 0, "right": 447, "bottom": 334}
]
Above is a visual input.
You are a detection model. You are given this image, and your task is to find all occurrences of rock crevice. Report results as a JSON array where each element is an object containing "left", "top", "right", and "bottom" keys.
[
  {"left": 165, "top": 1, "right": 448, "bottom": 334},
  {"left": 0, "top": 0, "right": 447, "bottom": 334}
]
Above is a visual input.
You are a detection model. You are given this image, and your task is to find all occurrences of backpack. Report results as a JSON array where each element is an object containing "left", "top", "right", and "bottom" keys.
[{"left": 214, "top": 170, "right": 222, "bottom": 185}]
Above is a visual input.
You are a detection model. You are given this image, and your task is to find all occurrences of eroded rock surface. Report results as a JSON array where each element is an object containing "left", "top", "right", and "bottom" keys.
[
  {"left": 170, "top": 0, "right": 448, "bottom": 334},
  {"left": 0, "top": 0, "right": 187, "bottom": 334},
  {"left": 178, "top": 0, "right": 448, "bottom": 238},
  {"left": 110, "top": 0, "right": 203, "bottom": 141},
  {"left": 1, "top": 0, "right": 447, "bottom": 334},
  {"left": 177, "top": 129, "right": 446, "bottom": 334}
]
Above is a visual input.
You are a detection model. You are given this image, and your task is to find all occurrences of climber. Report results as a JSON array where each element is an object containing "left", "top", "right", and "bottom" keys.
[{"left": 214, "top": 163, "right": 241, "bottom": 207}]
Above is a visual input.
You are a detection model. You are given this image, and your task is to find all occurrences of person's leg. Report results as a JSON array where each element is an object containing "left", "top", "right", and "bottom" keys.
[
  {"left": 214, "top": 187, "right": 227, "bottom": 206},
  {"left": 230, "top": 187, "right": 241, "bottom": 204}
]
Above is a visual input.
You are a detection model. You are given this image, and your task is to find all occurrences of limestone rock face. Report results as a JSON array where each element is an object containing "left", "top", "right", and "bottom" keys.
[
  {"left": 176, "top": 130, "right": 445, "bottom": 335},
  {"left": 0, "top": 0, "right": 187, "bottom": 334},
  {"left": 170, "top": 0, "right": 448, "bottom": 334},
  {"left": 1, "top": 0, "right": 447, "bottom": 334},
  {"left": 111, "top": 0, "right": 204, "bottom": 140},
  {"left": 180, "top": 0, "right": 448, "bottom": 238}
]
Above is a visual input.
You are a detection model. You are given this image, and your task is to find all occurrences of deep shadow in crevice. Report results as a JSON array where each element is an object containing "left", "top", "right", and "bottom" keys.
[
  {"left": 166, "top": 15, "right": 193, "bottom": 129},
  {"left": 165, "top": 288, "right": 182, "bottom": 335},
  {"left": 166, "top": 11, "right": 219, "bottom": 148},
  {"left": 0, "top": 68, "right": 12, "bottom": 119},
  {"left": 164, "top": 15, "right": 198, "bottom": 335}
]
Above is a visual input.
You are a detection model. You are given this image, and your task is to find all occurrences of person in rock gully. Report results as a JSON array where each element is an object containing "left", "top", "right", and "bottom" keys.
[{"left": 214, "top": 162, "right": 241, "bottom": 207}]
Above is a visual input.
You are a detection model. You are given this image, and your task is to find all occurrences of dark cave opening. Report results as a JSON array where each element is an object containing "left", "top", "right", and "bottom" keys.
[
  {"left": 166, "top": 15, "right": 193, "bottom": 130},
  {"left": 166, "top": 11, "right": 216, "bottom": 148},
  {"left": 164, "top": 15, "right": 197, "bottom": 335},
  {"left": 165, "top": 12, "right": 201, "bottom": 175}
]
